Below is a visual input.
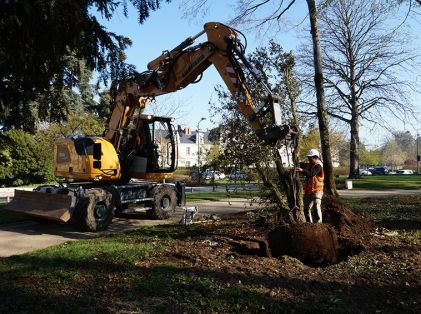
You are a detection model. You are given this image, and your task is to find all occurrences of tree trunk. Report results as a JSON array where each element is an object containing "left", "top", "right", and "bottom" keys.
[
  {"left": 283, "top": 67, "right": 305, "bottom": 223},
  {"left": 306, "top": 0, "right": 338, "bottom": 196},
  {"left": 349, "top": 111, "right": 360, "bottom": 179}
]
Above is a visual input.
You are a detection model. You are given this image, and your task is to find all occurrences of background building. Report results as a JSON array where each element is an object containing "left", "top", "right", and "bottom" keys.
[{"left": 176, "top": 126, "right": 212, "bottom": 168}]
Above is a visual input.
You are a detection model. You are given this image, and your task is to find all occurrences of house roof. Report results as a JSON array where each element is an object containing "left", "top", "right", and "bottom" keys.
[
  {"left": 178, "top": 130, "right": 211, "bottom": 144},
  {"left": 154, "top": 128, "right": 211, "bottom": 145}
]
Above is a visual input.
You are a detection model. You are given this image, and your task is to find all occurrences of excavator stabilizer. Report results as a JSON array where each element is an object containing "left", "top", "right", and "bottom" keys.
[{"left": 5, "top": 190, "right": 73, "bottom": 222}]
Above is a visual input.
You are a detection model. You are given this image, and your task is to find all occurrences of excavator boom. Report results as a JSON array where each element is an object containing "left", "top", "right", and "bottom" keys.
[{"left": 108, "top": 22, "right": 295, "bottom": 146}]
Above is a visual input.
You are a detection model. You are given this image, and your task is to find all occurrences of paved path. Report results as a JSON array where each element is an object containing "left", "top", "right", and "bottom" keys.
[{"left": 0, "top": 198, "right": 258, "bottom": 257}]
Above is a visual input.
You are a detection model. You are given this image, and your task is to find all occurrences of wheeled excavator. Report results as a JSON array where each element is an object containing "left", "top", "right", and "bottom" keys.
[{"left": 6, "top": 22, "right": 295, "bottom": 231}]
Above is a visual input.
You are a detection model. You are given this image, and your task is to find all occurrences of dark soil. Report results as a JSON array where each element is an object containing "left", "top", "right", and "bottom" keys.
[{"left": 148, "top": 196, "right": 420, "bottom": 313}]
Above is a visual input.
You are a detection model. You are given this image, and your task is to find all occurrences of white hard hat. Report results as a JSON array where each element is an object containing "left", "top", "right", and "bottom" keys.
[{"left": 307, "top": 149, "right": 320, "bottom": 158}]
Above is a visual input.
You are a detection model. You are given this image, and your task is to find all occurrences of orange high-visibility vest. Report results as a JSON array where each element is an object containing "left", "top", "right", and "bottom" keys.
[{"left": 304, "top": 162, "right": 324, "bottom": 195}]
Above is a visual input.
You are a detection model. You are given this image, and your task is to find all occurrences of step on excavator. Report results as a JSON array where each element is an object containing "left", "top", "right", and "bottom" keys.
[{"left": 6, "top": 22, "right": 296, "bottom": 231}]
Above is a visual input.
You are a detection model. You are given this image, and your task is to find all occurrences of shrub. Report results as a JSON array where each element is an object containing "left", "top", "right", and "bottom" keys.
[{"left": 0, "top": 130, "right": 54, "bottom": 186}]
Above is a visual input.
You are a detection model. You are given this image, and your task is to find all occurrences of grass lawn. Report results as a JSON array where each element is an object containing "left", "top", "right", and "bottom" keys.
[
  {"left": 346, "top": 175, "right": 421, "bottom": 190},
  {"left": 342, "top": 195, "right": 421, "bottom": 241}
]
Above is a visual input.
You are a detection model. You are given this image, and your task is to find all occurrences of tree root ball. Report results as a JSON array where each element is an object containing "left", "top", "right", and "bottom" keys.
[{"left": 268, "top": 223, "right": 339, "bottom": 266}]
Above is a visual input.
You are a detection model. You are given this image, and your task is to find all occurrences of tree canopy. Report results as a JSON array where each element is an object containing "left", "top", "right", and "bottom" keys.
[{"left": 0, "top": 0, "right": 171, "bottom": 132}]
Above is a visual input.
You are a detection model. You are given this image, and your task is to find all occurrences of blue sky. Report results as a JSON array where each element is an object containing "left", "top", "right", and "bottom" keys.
[
  {"left": 98, "top": 1, "right": 305, "bottom": 130},
  {"left": 98, "top": 1, "right": 421, "bottom": 147}
]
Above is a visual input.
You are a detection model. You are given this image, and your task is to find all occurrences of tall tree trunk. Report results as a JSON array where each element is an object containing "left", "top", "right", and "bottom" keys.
[
  {"left": 349, "top": 105, "right": 360, "bottom": 179},
  {"left": 306, "top": 0, "right": 338, "bottom": 196}
]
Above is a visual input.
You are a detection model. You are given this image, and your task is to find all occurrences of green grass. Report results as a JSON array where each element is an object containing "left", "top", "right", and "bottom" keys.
[
  {"left": 0, "top": 227, "right": 171, "bottom": 313},
  {"left": 342, "top": 195, "right": 421, "bottom": 240},
  {"left": 348, "top": 175, "right": 421, "bottom": 190},
  {"left": 0, "top": 225, "right": 297, "bottom": 313}
]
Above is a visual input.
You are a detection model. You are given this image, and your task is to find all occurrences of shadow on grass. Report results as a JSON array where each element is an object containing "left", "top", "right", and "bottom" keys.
[
  {"left": 1, "top": 251, "right": 419, "bottom": 314},
  {"left": 344, "top": 196, "right": 421, "bottom": 232}
]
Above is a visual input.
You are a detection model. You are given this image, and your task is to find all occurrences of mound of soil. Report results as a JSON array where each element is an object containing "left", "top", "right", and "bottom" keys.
[
  {"left": 322, "top": 195, "right": 373, "bottom": 239},
  {"left": 266, "top": 195, "right": 373, "bottom": 266}
]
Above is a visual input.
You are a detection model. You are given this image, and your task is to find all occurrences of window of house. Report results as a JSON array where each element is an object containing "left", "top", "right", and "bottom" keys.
[
  {"left": 186, "top": 161, "right": 190, "bottom": 167},
  {"left": 186, "top": 147, "right": 191, "bottom": 155}
]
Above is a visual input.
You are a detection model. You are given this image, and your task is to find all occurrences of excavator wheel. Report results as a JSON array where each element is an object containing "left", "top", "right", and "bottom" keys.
[
  {"left": 71, "top": 188, "right": 115, "bottom": 231},
  {"left": 148, "top": 185, "right": 177, "bottom": 220}
]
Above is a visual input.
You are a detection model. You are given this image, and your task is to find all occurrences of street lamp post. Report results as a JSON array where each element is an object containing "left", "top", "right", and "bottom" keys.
[{"left": 197, "top": 117, "right": 206, "bottom": 179}]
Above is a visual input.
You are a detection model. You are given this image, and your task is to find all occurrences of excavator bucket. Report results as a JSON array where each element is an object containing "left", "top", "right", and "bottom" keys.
[{"left": 5, "top": 190, "right": 73, "bottom": 223}]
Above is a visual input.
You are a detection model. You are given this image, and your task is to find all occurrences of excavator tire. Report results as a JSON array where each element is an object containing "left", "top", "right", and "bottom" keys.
[
  {"left": 148, "top": 185, "right": 177, "bottom": 220},
  {"left": 71, "top": 188, "right": 115, "bottom": 232}
]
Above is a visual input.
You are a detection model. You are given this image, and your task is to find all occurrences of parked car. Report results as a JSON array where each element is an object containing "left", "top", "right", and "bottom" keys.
[
  {"left": 370, "top": 166, "right": 389, "bottom": 175},
  {"left": 359, "top": 168, "right": 372, "bottom": 176},
  {"left": 202, "top": 170, "right": 225, "bottom": 180},
  {"left": 396, "top": 169, "right": 414, "bottom": 175},
  {"left": 229, "top": 170, "right": 248, "bottom": 180}
]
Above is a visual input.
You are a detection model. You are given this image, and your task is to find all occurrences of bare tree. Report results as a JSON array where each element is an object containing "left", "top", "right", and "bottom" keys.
[
  {"left": 305, "top": 0, "right": 338, "bottom": 195},
  {"left": 313, "top": 0, "right": 419, "bottom": 179}
]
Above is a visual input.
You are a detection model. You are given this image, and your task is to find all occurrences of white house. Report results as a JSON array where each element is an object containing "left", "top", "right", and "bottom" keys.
[{"left": 176, "top": 126, "right": 212, "bottom": 168}]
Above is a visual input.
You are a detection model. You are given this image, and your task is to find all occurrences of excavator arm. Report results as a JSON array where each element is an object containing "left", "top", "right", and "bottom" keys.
[{"left": 105, "top": 22, "right": 295, "bottom": 148}]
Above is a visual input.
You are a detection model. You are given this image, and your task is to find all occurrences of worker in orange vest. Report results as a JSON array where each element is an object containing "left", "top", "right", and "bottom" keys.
[{"left": 295, "top": 149, "right": 324, "bottom": 223}]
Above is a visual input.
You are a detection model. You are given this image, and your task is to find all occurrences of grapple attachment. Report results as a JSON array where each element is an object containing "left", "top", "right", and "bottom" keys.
[{"left": 5, "top": 190, "right": 74, "bottom": 222}]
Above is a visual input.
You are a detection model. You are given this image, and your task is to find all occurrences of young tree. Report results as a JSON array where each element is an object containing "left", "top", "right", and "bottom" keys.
[{"left": 210, "top": 43, "right": 305, "bottom": 223}]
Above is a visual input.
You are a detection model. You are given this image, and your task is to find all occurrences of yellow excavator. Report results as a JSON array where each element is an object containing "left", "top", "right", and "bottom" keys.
[{"left": 6, "top": 22, "right": 295, "bottom": 231}]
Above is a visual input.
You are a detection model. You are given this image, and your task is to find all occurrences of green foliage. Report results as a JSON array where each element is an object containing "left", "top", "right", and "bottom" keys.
[
  {"left": 0, "top": 129, "right": 54, "bottom": 186},
  {"left": 299, "top": 128, "right": 321, "bottom": 160},
  {"left": 381, "top": 139, "right": 407, "bottom": 168},
  {"left": 0, "top": 0, "right": 171, "bottom": 131},
  {"left": 203, "top": 142, "right": 222, "bottom": 170},
  {"left": 299, "top": 127, "right": 347, "bottom": 164},
  {"left": 359, "top": 148, "right": 382, "bottom": 166}
]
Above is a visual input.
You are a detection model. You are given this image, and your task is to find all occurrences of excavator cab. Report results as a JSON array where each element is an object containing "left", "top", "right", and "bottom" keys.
[{"left": 119, "top": 115, "right": 177, "bottom": 180}]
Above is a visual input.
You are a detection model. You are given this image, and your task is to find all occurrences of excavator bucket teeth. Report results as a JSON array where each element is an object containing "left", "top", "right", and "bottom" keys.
[
  {"left": 256, "top": 125, "right": 297, "bottom": 146},
  {"left": 5, "top": 190, "right": 73, "bottom": 223}
]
